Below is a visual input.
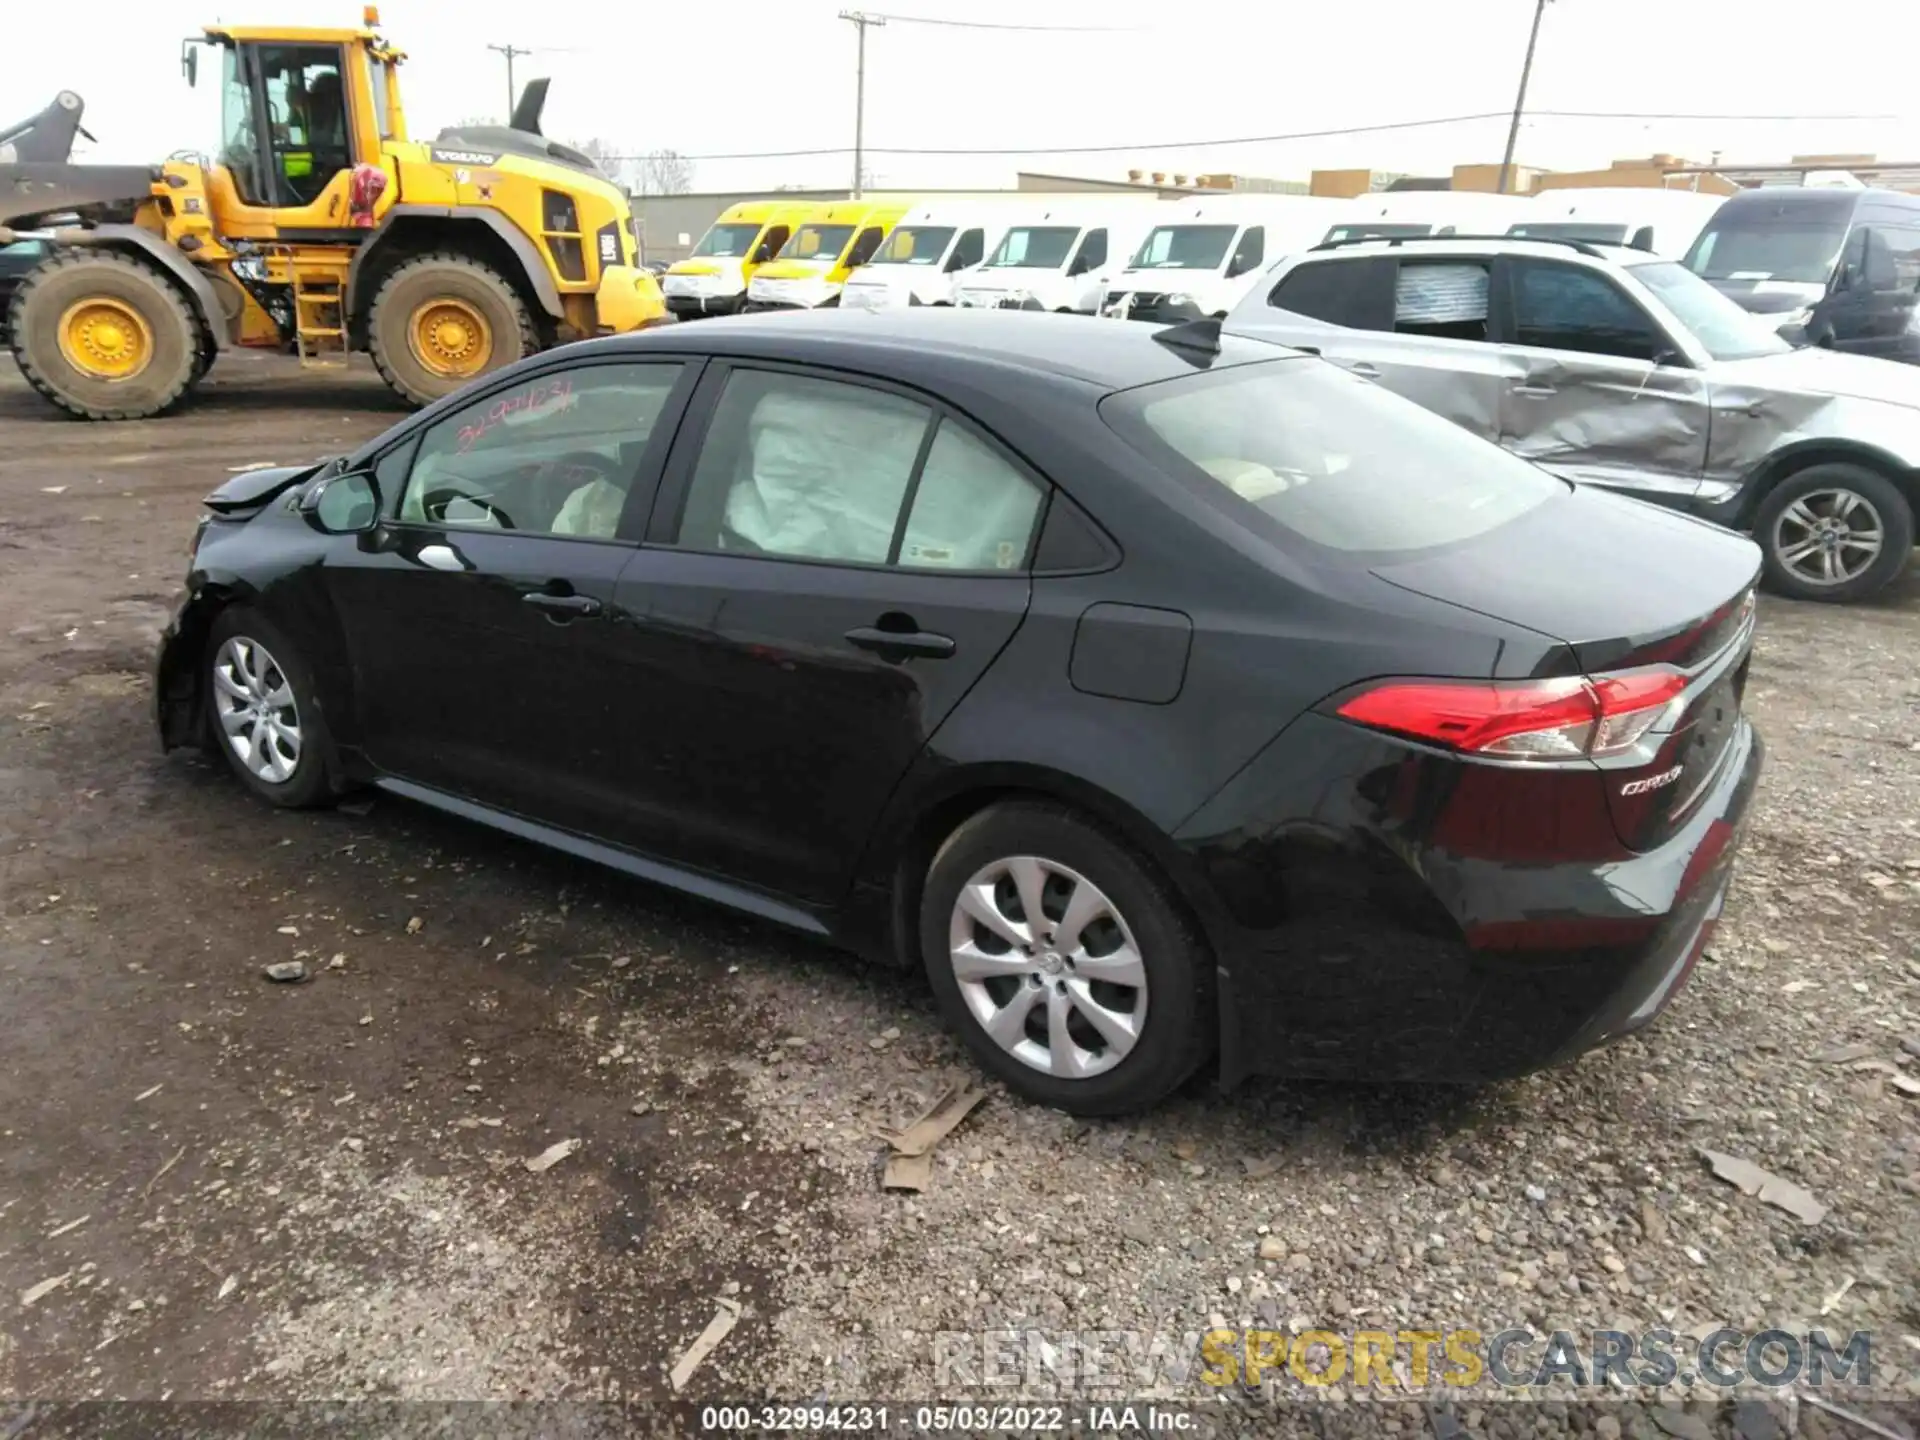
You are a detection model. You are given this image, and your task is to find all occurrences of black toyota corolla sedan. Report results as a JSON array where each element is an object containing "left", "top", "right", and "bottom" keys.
[{"left": 154, "top": 309, "right": 1764, "bottom": 1114}]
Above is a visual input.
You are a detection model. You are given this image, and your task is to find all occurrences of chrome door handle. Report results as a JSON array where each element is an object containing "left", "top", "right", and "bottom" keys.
[{"left": 1513, "top": 382, "right": 1557, "bottom": 397}]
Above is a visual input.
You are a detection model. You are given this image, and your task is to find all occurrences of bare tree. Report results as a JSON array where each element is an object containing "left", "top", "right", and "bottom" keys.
[{"left": 630, "top": 148, "right": 695, "bottom": 196}]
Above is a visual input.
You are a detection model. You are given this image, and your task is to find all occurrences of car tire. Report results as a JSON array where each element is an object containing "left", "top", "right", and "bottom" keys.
[
  {"left": 1755, "top": 462, "right": 1914, "bottom": 603},
  {"left": 203, "top": 607, "right": 334, "bottom": 809},
  {"left": 919, "top": 801, "right": 1214, "bottom": 1115}
]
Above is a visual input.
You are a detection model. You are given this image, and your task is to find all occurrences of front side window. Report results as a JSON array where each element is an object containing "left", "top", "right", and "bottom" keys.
[
  {"left": 1069, "top": 228, "right": 1107, "bottom": 275},
  {"left": 1394, "top": 261, "right": 1490, "bottom": 341},
  {"left": 219, "top": 47, "right": 263, "bottom": 203},
  {"left": 1130, "top": 225, "right": 1239, "bottom": 271},
  {"left": 398, "top": 363, "right": 684, "bottom": 540},
  {"left": 672, "top": 370, "right": 1044, "bottom": 571},
  {"left": 693, "top": 223, "right": 764, "bottom": 259},
  {"left": 1510, "top": 261, "right": 1663, "bottom": 362},
  {"left": 1229, "top": 226, "right": 1265, "bottom": 275},
  {"left": 878, "top": 225, "right": 956, "bottom": 265},
  {"left": 986, "top": 226, "right": 1080, "bottom": 270},
  {"left": 1103, "top": 359, "right": 1560, "bottom": 555},
  {"left": 950, "top": 228, "right": 986, "bottom": 270},
  {"left": 1875, "top": 222, "right": 1920, "bottom": 289},
  {"left": 845, "top": 226, "right": 886, "bottom": 268},
  {"left": 781, "top": 224, "right": 856, "bottom": 261}
]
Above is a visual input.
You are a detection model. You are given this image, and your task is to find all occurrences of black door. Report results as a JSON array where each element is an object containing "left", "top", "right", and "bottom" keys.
[
  {"left": 605, "top": 362, "right": 1049, "bottom": 903},
  {"left": 324, "top": 358, "right": 697, "bottom": 834}
]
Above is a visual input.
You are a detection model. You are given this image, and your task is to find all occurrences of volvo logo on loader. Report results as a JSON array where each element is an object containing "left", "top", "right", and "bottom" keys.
[{"left": 431, "top": 149, "right": 499, "bottom": 167}]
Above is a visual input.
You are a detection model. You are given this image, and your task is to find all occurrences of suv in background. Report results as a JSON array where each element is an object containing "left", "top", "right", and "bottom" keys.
[{"left": 1223, "top": 234, "right": 1920, "bottom": 603}]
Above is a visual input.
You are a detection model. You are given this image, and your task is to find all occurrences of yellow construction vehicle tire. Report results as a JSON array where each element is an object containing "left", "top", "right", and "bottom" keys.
[
  {"left": 9, "top": 250, "right": 200, "bottom": 421},
  {"left": 366, "top": 253, "right": 538, "bottom": 408}
]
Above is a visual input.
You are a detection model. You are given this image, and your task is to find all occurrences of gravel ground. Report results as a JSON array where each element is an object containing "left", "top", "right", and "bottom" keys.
[{"left": 1, "top": 353, "right": 1918, "bottom": 1438}]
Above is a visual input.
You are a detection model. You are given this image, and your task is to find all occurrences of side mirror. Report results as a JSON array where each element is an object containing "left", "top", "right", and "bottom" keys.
[
  {"left": 752, "top": 243, "right": 773, "bottom": 263},
  {"left": 299, "top": 470, "right": 381, "bottom": 534},
  {"left": 1650, "top": 346, "right": 1687, "bottom": 369},
  {"left": 181, "top": 44, "right": 199, "bottom": 88},
  {"left": 1226, "top": 255, "right": 1253, "bottom": 279}
]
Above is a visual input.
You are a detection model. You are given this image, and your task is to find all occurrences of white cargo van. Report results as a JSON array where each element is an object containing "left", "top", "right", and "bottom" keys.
[
  {"left": 1322, "top": 192, "right": 1531, "bottom": 243},
  {"left": 840, "top": 201, "right": 1014, "bottom": 311},
  {"left": 1098, "top": 195, "right": 1348, "bottom": 321},
  {"left": 951, "top": 200, "right": 1161, "bottom": 314},
  {"left": 1507, "top": 187, "right": 1727, "bottom": 259}
]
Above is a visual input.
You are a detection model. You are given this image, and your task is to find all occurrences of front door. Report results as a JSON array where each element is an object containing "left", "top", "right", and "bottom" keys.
[
  {"left": 322, "top": 358, "right": 697, "bottom": 834},
  {"left": 1493, "top": 257, "right": 1710, "bottom": 507},
  {"left": 606, "top": 363, "right": 1047, "bottom": 903}
]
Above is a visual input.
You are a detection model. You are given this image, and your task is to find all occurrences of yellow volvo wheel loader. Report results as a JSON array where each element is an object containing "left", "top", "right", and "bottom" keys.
[{"left": 0, "top": 10, "right": 669, "bottom": 420}]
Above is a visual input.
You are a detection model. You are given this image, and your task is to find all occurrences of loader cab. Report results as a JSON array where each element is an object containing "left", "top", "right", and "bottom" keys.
[{"left": 188, "top": 22, "right": 405, "bottom": 231}]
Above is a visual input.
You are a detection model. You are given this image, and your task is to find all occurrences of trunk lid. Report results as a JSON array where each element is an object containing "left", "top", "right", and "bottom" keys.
[{"left": 1372, "top": 486, "right": 1760, "bottom": 852}]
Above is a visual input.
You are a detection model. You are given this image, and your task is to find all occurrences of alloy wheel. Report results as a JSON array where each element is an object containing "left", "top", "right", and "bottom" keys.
[
  {"left": 946, "top": 855, "right": 1148, "bottom": 1079},
  {"left": 211, "top": 636, "right": 302, "bottom": 784},
  {"left": 1771, "top": 487, "right": 1885, "bottom": 588}
]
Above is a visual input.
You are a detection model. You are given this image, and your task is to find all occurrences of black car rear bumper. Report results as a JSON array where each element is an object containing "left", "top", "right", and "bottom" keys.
[{"left": 1181, "top": 713, "right": 1764, "bottom": 1089}]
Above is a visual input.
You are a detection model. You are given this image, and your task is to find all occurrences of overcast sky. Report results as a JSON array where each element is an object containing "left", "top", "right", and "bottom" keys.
[{"left": 8, "top": 0, "right": 1917, "bottom": 194}]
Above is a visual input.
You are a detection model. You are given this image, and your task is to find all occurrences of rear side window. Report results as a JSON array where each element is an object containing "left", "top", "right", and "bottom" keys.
[
  {"left": 1394, "top": 261, "right": 1489, "bottom": 341},
  {"left": 1267, "top": 257, "right": 1391, "bottom": 328},
  {"left": 1101, "top": 359, "right": 1558, "bottom": 555}
]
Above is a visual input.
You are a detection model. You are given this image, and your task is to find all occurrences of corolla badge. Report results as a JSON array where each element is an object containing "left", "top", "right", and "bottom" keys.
[{"left": 1620, "top": 765, "right": 1684, "bottom": 797}]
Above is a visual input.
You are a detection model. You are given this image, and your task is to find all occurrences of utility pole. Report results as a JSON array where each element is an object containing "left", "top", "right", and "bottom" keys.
[
  {"left": 487, "top": 44, "right": 531, "bottom": 119},
  {"left": 1497, "top": 0, "right": 1550, "bottom": 197},
  {"left": 838, "top": 11, "right": 885, "bottom": 198}
]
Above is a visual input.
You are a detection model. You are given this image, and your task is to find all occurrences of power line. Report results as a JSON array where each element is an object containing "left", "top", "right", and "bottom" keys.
[
  {"left": 485, "top": 44, "right": 530, "bottom": 116},
  {"left": 607, "top": 109, "right": 1898, "bottom": 164}
]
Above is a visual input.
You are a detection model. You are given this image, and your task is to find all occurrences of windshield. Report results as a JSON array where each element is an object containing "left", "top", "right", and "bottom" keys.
[
  {"left": 876, "top": 225, "right": 956, "bottom": 265},
  {"left": 1102, "top": 360, "right": 1559, "bottom": 555},
  {"left": 1629, "top": 260, "right": 1792, "bottom": 362},
  {"left": 1509, "top": 221, "right": 1631, "bottom": 244},
  {"left": 1129, "top": 224, "right": 1239, "bottom": 271},
  {"left": 693, "top": 224, "right": 766, "bottom": 259},
  {"left": 1682, "top": 210, "right": 1849, "bottom": 284},
  {"left": 985, "top": 226, "right": 1080, "bottom": 270},
  {"left": 1323, "top": 222, "right": 1434, "bottom": 242},
  {"left": 780, "top": 224, "right": 856, "bottom": 262}
]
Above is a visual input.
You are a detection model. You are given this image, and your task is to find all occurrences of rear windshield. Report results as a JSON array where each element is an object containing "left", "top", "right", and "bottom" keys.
[
  {"left": 1101, "top": 359, "right": 1560, "bottom": 555},
  {"left": 877, "top": 225, "right": 955, "bottom": 265},
  {"left": 1509, "top": 220, "right": 1632, "bottom": 244},
  {"left": 986, "top": 226, "right": 1080, "bottom": 269},
  {"left": 1322, "top": 222, "right": 1433, "bottom": 242},
  {"left": 781, "top": 224, "right": 856, "bottom": 261}
]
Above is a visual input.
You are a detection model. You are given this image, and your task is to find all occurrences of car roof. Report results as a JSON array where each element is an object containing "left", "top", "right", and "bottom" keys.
[
  {"left": 590, "top": 308, "right": 1295, "bottom": 393},
  {"left": 1294, "top": 235, "right": 1660, "bottom": 267}
]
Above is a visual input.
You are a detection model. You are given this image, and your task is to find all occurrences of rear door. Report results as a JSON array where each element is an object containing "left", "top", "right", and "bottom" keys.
[
  {"left": 1492, "top": 256, "right": 1709, "bottom": 506},
  {"left": 606, "top": 362, "right": 1048, "bottom": 902}
]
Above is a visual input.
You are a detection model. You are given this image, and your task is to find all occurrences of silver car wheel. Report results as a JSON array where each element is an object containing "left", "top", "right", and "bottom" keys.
[
  {"left": 211, "top": 636, "right": 302, "bottom": 784},
  {"left": 1771, "top": 487, "right": 1885, "bottom": 588},
  {"left": 946, "top": 855, "right": 1148, "bottom": 1080}
]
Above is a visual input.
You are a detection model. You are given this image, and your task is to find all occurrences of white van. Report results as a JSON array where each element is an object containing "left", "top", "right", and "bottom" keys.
[
  {"left": 952, "top": 200, "right": 1161, "bottom": 314},
  {"left": 1507, "top": 187, "right": 1727, "bottom": 260},
  {"left": 840, "top": 201, "right": 1015, "bottom": 311},
  {"left": 1322, "top": 191, "right": 1531, "bottom": 243},
  {"left": 1098, "top": 195, "right": 1348, "bottom": 321}
]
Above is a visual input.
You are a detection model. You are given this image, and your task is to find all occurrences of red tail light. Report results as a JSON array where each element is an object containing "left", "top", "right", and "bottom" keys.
[{"left": 1337, "top": 668, "right": 1686, "bottom": 761}]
